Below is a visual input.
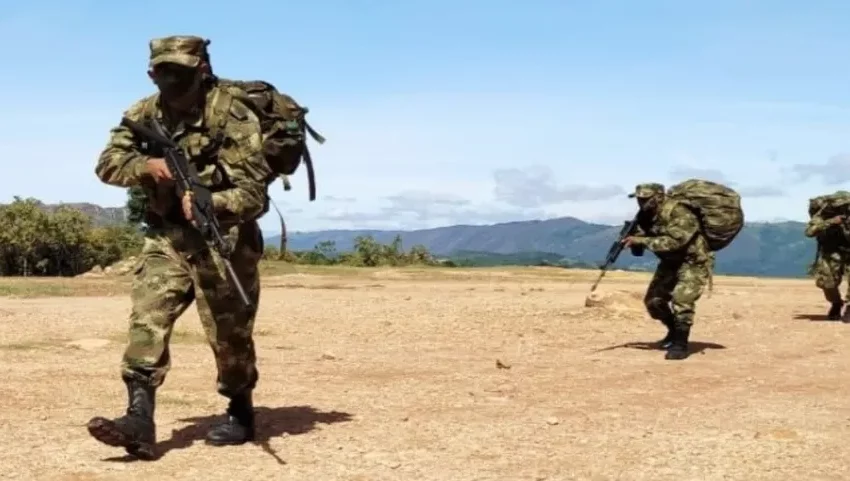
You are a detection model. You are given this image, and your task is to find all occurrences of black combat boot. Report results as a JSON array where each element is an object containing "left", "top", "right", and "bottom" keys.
[
  {"left": 205, "top": 391, "right": 255, "bottom": 446},
  {"left": 664, "top": 325, "right": 690, "bottom": 360},
  {"left": 828, "top": 302, "right": 843, "bottom": 320},
  {"left": 86, "top": 379, "right": 156, "bottom": 460},
  {"left": 657, "top": 318, "right": 675, "bottom": 349},
  {"left": 842, "top": 304, "right": 850, "bottom": 324}
]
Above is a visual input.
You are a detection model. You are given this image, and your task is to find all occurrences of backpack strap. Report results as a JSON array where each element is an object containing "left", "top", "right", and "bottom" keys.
[{"left": 204, "top": 86, "right": 234, "bottom": 144}]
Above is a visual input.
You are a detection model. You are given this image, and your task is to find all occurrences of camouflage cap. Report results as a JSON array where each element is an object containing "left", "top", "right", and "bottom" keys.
[
  {"left": 627, "top": 182, "right": 665, "bottom": 198},
  {"left": 148, "top": 35, "right": 209, "bottom": 68}
]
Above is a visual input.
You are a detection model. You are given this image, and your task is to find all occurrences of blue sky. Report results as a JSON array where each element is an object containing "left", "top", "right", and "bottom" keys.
[{"left": 3, "top": 1, "right": 850, "bottom": 234}]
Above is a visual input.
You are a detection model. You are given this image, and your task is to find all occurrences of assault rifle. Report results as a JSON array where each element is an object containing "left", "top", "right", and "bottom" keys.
[
  {"left": 589, "top": 212, "right": 640, "bottom": 293},
  {"left": 120, "top": 117, "right": 253, "bottom": 309}
]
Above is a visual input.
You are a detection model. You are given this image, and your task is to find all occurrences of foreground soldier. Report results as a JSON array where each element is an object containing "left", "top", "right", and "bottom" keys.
[
  {"left": 88, "top": 36, "right": 273, "bottom": 459},
  {"left": 805, "top": 192, "right": 850, "bottom": 321},
  {"left": 621, "top": 183, "right": 715, "bottom": 360}
]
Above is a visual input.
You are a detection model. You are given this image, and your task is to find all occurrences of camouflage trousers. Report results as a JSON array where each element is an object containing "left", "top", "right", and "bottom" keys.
[
  {"left": 643, "top": 259, "right": 711, "bottom": 328},
  {"left": 120, "top": 221, "right": 263, "bottom": 397},
  {"left": 812, "top": 250, "right": 850, "bottom": 304}
]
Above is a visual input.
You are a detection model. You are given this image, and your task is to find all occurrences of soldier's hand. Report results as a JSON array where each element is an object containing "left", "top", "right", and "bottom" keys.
[
  {"left": 621, "top": 236, "right": 634, "bottom": 247},
  {"left": 182, "top": 191, "right": 196, "bottom": 225},
  {"left": 145, "top": 157, "right": 173, "bottom": 183},
  {"left": 830, "top": 215, "right": 845, "bottom": 224}
]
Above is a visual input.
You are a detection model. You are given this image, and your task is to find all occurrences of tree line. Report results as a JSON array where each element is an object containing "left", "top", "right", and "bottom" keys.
[
  {"left": 263, "top": 236, "right": 438, "bottom": 267},
  {"left": 0, "top": 193, "right": 440, "bottom": 277},
  {"left": 0, "top": 197, "right": 142, "bottom": 276}
]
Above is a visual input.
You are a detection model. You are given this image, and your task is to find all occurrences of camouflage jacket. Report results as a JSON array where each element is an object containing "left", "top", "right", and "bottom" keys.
[
  {"left": 95, "top": 85, "right": 273, "bottom": 229},
  {"left": 630, "top": 199, "right": 712, "bottom": 264},
  {"left": 805, "top": 214, "right": 850, "bottom": 252}
]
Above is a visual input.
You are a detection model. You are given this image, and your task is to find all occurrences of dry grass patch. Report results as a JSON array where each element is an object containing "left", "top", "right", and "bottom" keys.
[
  {"left": 0, "top": 341, "right": 55, "bottom": 351},
  {"left": 0, "top": 277, "right": 130, "bottom": 298},
  {"left": 263, "top": 282, "right": 358, "bottom": 290},
  {"left": 259, "top": 262, "right": 368, "bottom": 277}
]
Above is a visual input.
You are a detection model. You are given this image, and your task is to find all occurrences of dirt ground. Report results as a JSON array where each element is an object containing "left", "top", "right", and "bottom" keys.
[{"left": 1, "top": 265, "right": 849, "bottom": 481}]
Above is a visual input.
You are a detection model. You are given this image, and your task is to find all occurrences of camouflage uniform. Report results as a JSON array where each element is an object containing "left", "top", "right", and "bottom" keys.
[
  {"left": 805, "top": 210, "right": 850, "bottom": 320},
  {"left": 626, "top": 183, "right": 713, "bottom": 360},
  {"left": 86, "top": 36, "right": 273, "bottom": 459}
]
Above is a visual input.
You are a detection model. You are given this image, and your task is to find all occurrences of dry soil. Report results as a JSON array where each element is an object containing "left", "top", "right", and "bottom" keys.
[{"left": 1, "top": 266, "right": 849, "bottom": 481}]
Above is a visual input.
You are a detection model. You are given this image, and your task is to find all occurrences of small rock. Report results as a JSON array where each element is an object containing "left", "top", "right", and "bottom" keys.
[
  {"left": 320, "top": 353, "right": 337, "bottom": 360},
  {"left": 66, "top": 338, "right": 110, "bottom": 351},
  {"left": 584, "top": 289, "right": 644, "bottom": 311},
  {"left": 546, "top": 417, "right": 559, "bottom": 425},
  {"left": 496, "top": 359, "right": 511, "bottom": 369}
]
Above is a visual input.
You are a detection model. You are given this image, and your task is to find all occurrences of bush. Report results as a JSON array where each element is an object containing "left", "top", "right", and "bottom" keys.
[
  {"left": 0, "top": 197, "right": 144, "bottom": 276},
  {"left": 0, "top": 195, "right": 440, "bottom": 277},
  {"left": 265, "top": 235, "right": 439, "bottom": 267}
]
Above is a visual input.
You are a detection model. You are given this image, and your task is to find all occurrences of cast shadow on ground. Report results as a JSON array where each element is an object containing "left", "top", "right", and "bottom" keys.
[
  {"left": 792, "top": 313, "right": 847, "bottom": 322},
  {"left": 593, "top": 340, "right": 727, "bottom": 355},
  {"left": 104, "top": 405, "right": 353, "bottom": 464}
]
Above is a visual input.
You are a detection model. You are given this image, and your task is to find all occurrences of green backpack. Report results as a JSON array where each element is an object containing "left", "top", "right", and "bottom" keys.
[
  {"left": 666, "top": 179, "right": 744, "bottom": 251},
  {"left": 217, "top": 78, "right": 325, "bottom": 201},
  {"left": 808, "top": 191, "right": 850, "bottom": 218}
]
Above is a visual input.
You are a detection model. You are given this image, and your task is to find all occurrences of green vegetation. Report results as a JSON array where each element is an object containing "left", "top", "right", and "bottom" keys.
[
  {"left": 272, "top": 217, "right": 818, "bottom": 278},
  {"left": 0, "top": 195, "right": 820, "bottom": 279},
  {"left": 445, "top": 250, "right": 596, "bottom": 268},
  {"left": 0, "top": 197, "right": 142, "bottom": 276},
  {"left": 261, "top": 235, "right": 439, "bottom": 267},
  {"left": 0, "top": 196, "right": 442, "bottom": 277}
]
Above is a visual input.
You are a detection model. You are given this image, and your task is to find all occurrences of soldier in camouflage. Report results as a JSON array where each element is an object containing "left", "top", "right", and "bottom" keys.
[
  {"left": 804, "top": 201, "right": 850, "bottom": 321},
  {"left": 621, "top": 183, "right": 713, "bottom": 360},
  {"left": 87, "top": 35, "right": 274, "bottom": 459}
]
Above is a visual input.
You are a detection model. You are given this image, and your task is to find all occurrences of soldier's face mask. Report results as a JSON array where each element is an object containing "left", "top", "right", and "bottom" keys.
[
  {"left": 637, "top": 195, "right": 660, "bottom": 212},
  {"left": 151, "top": 63, "right": 202, "bottom": 104}
]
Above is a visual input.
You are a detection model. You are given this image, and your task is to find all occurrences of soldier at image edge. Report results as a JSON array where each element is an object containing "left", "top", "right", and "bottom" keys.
[
  {"left": 86, "top": 35, "right": 274, "bottom": 460},
  {"left": 804, "top": 191, "right": 850, "bottom": 322},
  {"left": 620, "top": 182, "right": 716, "bottom": 360}
]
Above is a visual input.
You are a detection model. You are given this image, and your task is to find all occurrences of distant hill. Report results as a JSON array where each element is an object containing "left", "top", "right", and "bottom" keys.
[
  {"left": 0, "top": 200, "right": 128, "bottom": 226},
  {"left": 44, "top": 202, "right": 128, "bottom": 226},
  {"left": 267, "top": 217, "right": 816, "bottom": 278},
  {"left": 39, "top": 199, "right": 816, "bottom": 278}
]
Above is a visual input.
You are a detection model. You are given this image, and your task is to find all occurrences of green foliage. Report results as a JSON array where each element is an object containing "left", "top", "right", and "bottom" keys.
[
  {"left": 270, "top": 217, "right": 819, "bottom": 278},
  {"left": 0, "top": 197, "right": 143, "bottom": 277},
  {"left": 265, "top": 234, "right": 440, "bottom": 267}
]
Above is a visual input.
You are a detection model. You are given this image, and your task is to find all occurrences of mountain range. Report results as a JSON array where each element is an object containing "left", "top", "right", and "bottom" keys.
[
  {"left": 17, "top": 201, "right": 816, "bottom": 278},
  {"left": 269, "top": 216, "right": 815, "bottom": 278}
]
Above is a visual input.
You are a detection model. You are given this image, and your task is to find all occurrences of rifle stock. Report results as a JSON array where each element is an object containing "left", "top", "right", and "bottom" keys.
[
  {"left": 589, "top": 213, "right": 640, "bottom": 293},
  {"left": 120, "top": 117, "right": 253, "bottom": 309}
]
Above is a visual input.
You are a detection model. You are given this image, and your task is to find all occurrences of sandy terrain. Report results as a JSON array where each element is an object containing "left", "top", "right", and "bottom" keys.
[{"left": 1, "top": 265, "right": 849, "bottom": 481}]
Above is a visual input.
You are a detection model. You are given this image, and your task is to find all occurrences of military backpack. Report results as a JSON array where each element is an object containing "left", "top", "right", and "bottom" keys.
[
  {"left": 217, "top": 78, "right": 324, "bottom": 201},
  {"left": 134, "top": 79, "right": 324, "bottom": 201},
  {"left": 808, "top": 191, "right": 850, "bottom": 218},
  {"left": 666, "top": 179, "right": 744, "bottom": 251}
]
